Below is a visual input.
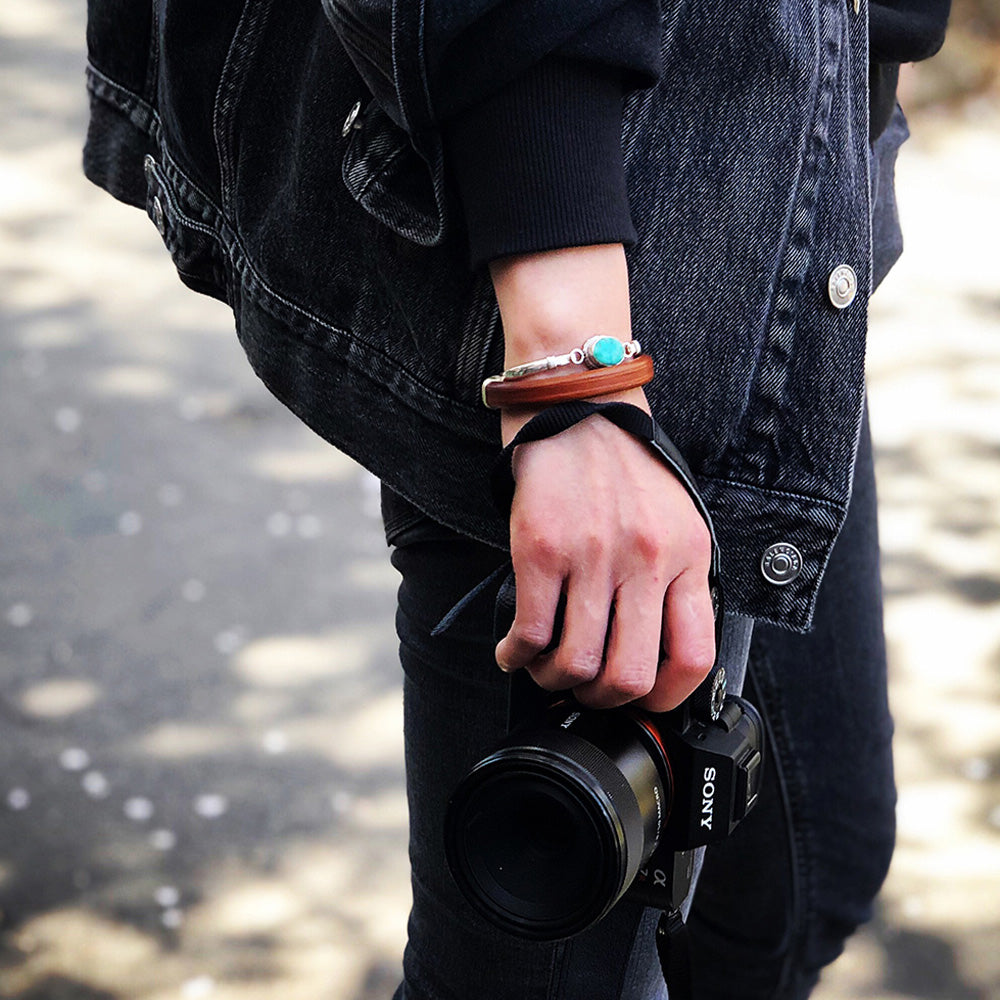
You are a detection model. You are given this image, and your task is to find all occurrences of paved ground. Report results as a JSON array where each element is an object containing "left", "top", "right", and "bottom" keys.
[{"left": 1, "top": 4, "right": 998, "bottom": 998}]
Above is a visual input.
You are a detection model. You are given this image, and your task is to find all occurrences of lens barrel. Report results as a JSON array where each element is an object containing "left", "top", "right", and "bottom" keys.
[{"left": 444, "top": 712, "right": 669, "bottom": 940}]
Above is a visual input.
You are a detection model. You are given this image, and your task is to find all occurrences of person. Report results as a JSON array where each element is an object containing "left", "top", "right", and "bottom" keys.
[{"left": 82, "top": 1, "right": 950, "bottom": 996}]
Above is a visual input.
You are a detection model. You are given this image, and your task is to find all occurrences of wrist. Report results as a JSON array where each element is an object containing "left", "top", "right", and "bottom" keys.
[
  {"left": 500, "top": 386, "right": 651, "bottom": 446},
  {"left": 489, "top": 244, "right": 632, "bottom": 367}
]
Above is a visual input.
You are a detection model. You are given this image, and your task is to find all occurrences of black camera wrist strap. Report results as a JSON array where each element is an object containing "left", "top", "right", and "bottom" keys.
[
  {"left": 656, "top": 906, "right": 694, "bottom": 999},
  {"left": 490, "top": 400, "right": 721, "bottom": 586},
  {"left": 489, "top": 400, "right": 727, "bottom": 727},
  {"left": 434, "top": 400, "right": 729, "bottom": 729}
]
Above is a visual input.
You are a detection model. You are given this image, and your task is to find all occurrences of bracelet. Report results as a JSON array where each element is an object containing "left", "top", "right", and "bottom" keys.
[
  {"left": 493, "top": 336, "right": 641, "bottom": 382},
  {"left": 482, "top": 354, "right": 654, "bottom": 409}
]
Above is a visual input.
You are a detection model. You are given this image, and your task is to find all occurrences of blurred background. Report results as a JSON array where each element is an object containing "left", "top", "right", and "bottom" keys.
[{"left": 1, "top": 2, "right": 998, "bottom": 998}]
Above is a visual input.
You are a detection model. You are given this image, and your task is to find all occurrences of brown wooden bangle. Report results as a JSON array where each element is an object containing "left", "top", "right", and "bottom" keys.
[{"left": 482, "top": 354, "right": 654, "bottom": 409}]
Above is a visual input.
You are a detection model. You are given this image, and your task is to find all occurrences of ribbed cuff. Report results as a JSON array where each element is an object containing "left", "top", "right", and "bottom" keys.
[{"left": 443, "top": 56, "right": 637, "bottom": 270}]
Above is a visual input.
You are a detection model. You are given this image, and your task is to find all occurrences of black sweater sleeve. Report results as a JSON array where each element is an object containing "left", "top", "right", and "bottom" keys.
[
  {"left": 431, "top": 2, "right": 661, "bottom": 269},
  {"left": 870, "top": 0, "right": 951, "bottom": 63},
  {"left": 443, "top": 57, "right": 636, "bottom": 270},
  {"left": 443, "top": 0, "right": 955, "bottom": 267},
  {"left": 423, "top": 0, "right": 661, "bottom": 122},
  {"left": 330, "top": 1, "right": 953, "bottom": 267},
  {"left": 868, "top": 0, "right": 951, "bottom": 139}
]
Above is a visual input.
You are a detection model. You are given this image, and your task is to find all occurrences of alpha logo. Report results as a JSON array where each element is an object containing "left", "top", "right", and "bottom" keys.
[{"left": 700, "top": 766, "right": 717, "bottom": 830}]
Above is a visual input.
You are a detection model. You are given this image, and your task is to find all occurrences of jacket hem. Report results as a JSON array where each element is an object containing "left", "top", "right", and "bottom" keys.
[{"left": 83, "top": 66, "right": 159, "bottom": 208}]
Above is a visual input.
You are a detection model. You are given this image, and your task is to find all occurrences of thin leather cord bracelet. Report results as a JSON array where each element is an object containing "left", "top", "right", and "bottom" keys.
[
  {"left": 496, "top": 337, "right": 642, "bottom": 381},
  {"left": 482, "top": 354, "right": 654, "bottom": 409}
]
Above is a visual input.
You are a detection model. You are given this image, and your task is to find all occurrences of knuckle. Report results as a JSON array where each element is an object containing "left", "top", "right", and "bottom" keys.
[
  {"left": 511, "top": 521, "right": 552, "bottom": 561},
  {"left": 556, "top": 649, "right": 602, "bottom": 685},
  {"left": 535, "top": 534, "right": 565, "bottom": 565},
  {"left": 517, "top": 529, "right": 561, "bottom": 565},
  {"left": 579, "top": 529, "right": 607, "bottom": 562},
  {"left": 675, "top": 645, "right": 716, "bottom": 681},
  {"left": 608, "top": 668, "right": 655, "bottom": 702},
  {"left": 630, "top": 525, "right": 663, "bottom": 564},
  {"left": 511, "top": 620, "right": 552, "bottom": 652}
]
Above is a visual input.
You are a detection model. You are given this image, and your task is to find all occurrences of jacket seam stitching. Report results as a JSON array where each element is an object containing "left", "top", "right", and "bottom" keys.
[
  {"left": 212, "top": 0, "right": 269, "bottom": 215},
  {"left": 86, "top": 65, "right": 158, "bottom": 130},
  {"left": 153, "top": 176, "right": 217, "bottom": 239},
  {"left": 700, "top": 476, "right": 844, "bottom": 514},
  {"left": 353, "top": 141, "right": 408, "bottom": 200},
  {"left": 725, "top": 0, "right": 847, "bottom": 467},
  {"left": 415, "top": 0, "right": 435, "bottom": 128}
]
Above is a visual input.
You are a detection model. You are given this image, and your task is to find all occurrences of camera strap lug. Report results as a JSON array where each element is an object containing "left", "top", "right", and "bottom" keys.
[{"left": 656, "top": 906, "right": 693, "bottom": 1000}]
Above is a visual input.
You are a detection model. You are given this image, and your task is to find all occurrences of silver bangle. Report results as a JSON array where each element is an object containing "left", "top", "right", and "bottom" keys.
[{"left": 494, "top": 337, "right": 641, "bottom": 382}]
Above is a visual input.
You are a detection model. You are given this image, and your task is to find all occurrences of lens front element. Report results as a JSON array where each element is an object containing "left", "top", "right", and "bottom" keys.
[
  {"left": 445, "top": 720, "right": 666, "bottom": 940},
  {"left": 458, "top": 768, "right": 613, "bottom": 933}
]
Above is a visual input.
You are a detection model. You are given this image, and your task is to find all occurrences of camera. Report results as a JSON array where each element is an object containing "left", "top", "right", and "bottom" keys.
[{"left": 444, "top": 675, "right": 764, "bottom": 941}]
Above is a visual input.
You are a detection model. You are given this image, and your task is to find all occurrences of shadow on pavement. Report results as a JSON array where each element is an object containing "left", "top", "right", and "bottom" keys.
[{"left": 876, "top": 919, "right": 991, "bottom": 1000}]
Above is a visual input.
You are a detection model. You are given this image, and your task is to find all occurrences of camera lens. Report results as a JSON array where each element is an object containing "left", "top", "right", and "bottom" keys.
[
  {"left": 457, "top": 769, "right": 610, "bottom": 930},
  {"left": 445, "top": 717, "right": 667, "bottom": 940}
]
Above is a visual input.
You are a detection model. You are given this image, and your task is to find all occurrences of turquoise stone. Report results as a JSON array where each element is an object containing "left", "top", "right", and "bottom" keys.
[{"left": 591, "top": 337, "right": 626, "bottom": 367}]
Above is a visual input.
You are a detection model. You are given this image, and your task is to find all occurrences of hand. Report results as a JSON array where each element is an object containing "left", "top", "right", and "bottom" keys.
[
  {"left": 495, "top": 405, "right": 716, "bottom": 711},
  {"left": 489, "top": 243, "right": 716, "bottom": 710}
]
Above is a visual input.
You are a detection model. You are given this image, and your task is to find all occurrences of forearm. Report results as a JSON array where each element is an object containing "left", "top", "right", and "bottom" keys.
[
  {"left": 488, "top": 245, "right": 713, "bottom": 711},
  {"left": 489, "top": 243, "right": 650, "bottom": 445}
]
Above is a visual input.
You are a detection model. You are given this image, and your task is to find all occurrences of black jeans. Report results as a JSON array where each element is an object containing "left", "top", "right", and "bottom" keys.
[{"left": 383, "top": 412, "right": 894, "bottom": 999}]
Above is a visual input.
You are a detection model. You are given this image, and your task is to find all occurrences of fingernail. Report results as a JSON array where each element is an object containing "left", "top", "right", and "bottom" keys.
[{"left": 495, "top": 640, "right": 510, "bottom": 672}]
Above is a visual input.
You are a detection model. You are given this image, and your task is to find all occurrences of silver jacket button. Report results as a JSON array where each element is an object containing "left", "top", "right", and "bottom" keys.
[
  {"left": 143, "top": 154, "right": 156, "bottom": 181},
  {"left": 342, "top": 100, "right": 363, "bottom": 137},
  {"left": 828, "top": 264, "right": 858, "bottom": 309},
  {"left": 152, "top": 195, "right": 166, "bottom": 235},
  {"left": 760, "top": 543, "right": 803, "bottom": 586}
]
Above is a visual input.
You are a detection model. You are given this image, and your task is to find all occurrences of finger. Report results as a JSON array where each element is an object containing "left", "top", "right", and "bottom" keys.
[
  {"left": 495, "top": 567, "right": 563, "bottom": 672},
  {"left": 638, "top": 569, "right": 716, "bottom": 713},
  {"left": 525, "top": 569, "right": 613, "bottom": 691},
  {"left": 573, "top": 578, "right": 665, "bottom": 709}
]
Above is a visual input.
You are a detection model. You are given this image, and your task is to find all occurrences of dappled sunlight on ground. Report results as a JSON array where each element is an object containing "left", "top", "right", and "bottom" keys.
[{"left": 1, "top": 6, "right": 407, "bottom": 995}]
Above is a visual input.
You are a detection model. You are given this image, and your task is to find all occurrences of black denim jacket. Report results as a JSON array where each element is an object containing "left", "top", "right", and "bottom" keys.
[{"left": 83, "top": 0, "right": 909, "bottom": 631}]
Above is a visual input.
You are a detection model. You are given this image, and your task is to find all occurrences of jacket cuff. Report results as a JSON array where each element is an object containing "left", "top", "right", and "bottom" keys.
[{"left": 443, "top": 56, "right": 637, "bottom": 270}]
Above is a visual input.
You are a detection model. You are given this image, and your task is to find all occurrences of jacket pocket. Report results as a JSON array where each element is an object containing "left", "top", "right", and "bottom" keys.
[{"left": 341, "top": 100, "right": 450, "bottom": 247}]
